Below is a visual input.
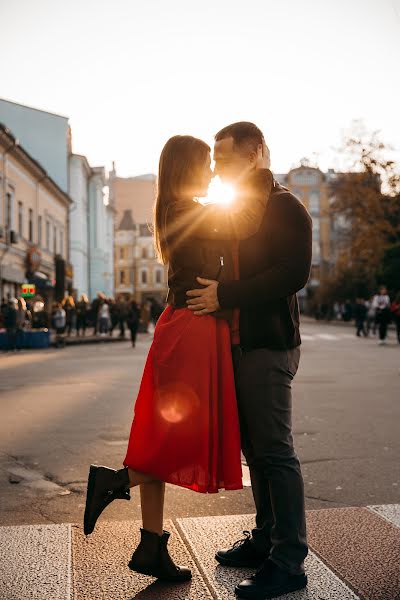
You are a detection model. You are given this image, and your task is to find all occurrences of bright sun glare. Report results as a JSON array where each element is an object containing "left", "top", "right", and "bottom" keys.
[{"left": 200, "top": 176, "right": 236, "bottom": 206}]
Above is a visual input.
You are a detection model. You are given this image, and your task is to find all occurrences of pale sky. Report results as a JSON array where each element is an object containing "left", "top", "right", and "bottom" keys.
[{"left": 1, "top": 0, "right": 399, "bottom": 177}]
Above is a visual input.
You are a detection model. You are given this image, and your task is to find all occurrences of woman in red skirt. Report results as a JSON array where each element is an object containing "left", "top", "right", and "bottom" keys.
[{"left": 84, "top": 135, "right": 272, "bottom": 582}]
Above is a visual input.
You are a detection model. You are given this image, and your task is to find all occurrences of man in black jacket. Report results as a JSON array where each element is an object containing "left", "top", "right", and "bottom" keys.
[{"left": 187, "top": 122, "right": 312, "bottom": 599}]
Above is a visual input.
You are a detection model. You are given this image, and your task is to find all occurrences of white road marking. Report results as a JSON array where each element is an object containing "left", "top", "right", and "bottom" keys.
[{"left": 368, "top": 504, "right": 400, "bottom": 528}]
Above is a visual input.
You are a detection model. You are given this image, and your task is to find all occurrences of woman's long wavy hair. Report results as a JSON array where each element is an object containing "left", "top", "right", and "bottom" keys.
[{"left": 154, "top": 135, "right": 210, "bottom": 264}]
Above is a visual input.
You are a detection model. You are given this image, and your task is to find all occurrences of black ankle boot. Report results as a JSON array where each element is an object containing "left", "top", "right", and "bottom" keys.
[
  {"left": 84, "top": 464, "right": 131, "bottom": 535},
  {"left": 128, "top": 528, "right": 192, "bottom": 582}
]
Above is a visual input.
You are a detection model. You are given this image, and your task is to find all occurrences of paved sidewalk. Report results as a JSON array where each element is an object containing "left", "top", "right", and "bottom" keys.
[{"left": 0, "top": 504, "right": 399, "bottom": 600}]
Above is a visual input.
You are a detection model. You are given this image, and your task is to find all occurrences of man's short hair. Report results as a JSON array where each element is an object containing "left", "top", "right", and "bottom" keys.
[{"left": 215, "top": 121, "right": 264, "bottom": 155}]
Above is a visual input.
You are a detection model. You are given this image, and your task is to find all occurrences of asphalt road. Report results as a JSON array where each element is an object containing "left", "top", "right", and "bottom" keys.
[{"left": 0, "top": 321, "right": 399, "bottom": 527}]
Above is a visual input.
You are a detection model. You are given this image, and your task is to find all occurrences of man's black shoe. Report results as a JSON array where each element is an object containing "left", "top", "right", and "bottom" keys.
[
  {"left": 84, "top": 464, "right": 131, "bottom": 535},
  {"left": 235, "top": 558, "right": 307, "bottom": 599},
  {"left": 215, "top": 530, "right": 269, "bottom": 568}
]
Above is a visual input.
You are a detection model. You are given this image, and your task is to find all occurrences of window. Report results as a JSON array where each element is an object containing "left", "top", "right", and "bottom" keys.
[
  {"left": 18, "top": 202, "right": 23, "bottom": 236},
  {"left": 291, "top": 170, "right": 319, "bottom": 186},
  {"left": 309, "top": 190, "right": 320, "bottom": 215},
  {"left": 312, "top": 217, "right": 320, "bottom": 241},
  {"left": 46, "top": 220, "right": 50, "bottom": 249},
  {"left": 142, "top": 247, "right": 148, "bottom": 259},
  {"left": 155, "top": 270, "right": 163, "bottom": 284},
  {"left": 53, "top": 225, "right": 57, "bottom": 254},
  {"left": 120, "top": 270, "right": 125, "bottom": 284},
  {"left": 29, "top": 209, "right": 33, "bottom": 242},
  {"left": 293, "top": 188, "right": 303, "bottom": 199},
  {"left": 120, "top": 247, "right": 124, "bottom": 259},
  {"left": 6, "top": 192, "right": 13, "bottom": 231},
  {"left": 141, "top": 270, "right": 147, "bottom": 284},
  {"left": 310, "top": 265, "right": 320, "bottom": 281},
  {"left": 312, "top": 241, "right": 320, "bottom": 261},
  {"left": 38, "top": 215, "right": 42, "bottom": 246},
  {"left": 60, "top": 230, "right": 64, "bottom": 257}
]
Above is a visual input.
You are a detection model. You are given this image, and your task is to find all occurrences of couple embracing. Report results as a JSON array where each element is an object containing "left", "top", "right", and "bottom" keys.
[{"left": 84, "top": 121, "right": 312, "bottom": 600}]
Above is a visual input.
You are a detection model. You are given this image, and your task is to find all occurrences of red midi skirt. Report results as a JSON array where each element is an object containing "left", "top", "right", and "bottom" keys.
[{"left": 123, "top": 305, "right": 243, "bottom": 493}]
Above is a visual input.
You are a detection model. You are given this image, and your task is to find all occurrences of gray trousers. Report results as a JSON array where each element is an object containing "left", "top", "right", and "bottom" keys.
[{"left": 232, "top": 345, "right": 308, "bottom": 576}]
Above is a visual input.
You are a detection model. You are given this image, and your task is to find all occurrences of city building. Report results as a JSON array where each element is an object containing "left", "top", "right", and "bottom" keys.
[
  {"left": 0, "top": 98, "right": 115, "bottom": 301},
  {"left": 275, "top": 161, "right": 335, "bottom": 309},
  {"left": 87, "top": 167, "right": 115, "bottom": 299},
  {"left": 114, "top": 209, "right": 167, "bottom": 304},
  {"left": 0, "top": 98, "right": 69, "bottom": 193},
  {"left": 69, "top": 156, "right": 115, "bottom": 299},
  {"left": 110, "top": 170, "right": 168, "bottom": 304},
  {"left": 0, "top": 123, "right": 71, "bottom": 304}
]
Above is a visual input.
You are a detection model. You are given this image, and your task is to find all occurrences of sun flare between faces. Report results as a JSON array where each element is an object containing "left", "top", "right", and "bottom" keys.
[{"left": 199, "top": 176, "right": 236, "bottom": 206}]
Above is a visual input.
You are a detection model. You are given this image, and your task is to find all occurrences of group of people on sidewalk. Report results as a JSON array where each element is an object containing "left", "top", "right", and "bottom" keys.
[
  {"left": 1, "top": 291, "right": 165, "bottom": 351},
  {"left": 51, "top": 293, "right": 164, "bottom": 347},
  {"left": 314, "top": 287, "right": 400, "bottom": 345},
  {"left": 353, "top": 286, "right": 400, "bottom": 344}
]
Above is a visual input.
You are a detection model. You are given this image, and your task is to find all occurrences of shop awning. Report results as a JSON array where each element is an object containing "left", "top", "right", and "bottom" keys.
[{"left": 28, "top": 271, "right": 53, "bottom": 289}]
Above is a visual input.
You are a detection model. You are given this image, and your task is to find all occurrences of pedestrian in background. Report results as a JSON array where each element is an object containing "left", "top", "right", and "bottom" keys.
[
  {"left": 4, "top": 298, "right": 18, "bottom": 351},
  {"left": 150, "top": 298, "right": 163, "bottom": 326},
  {"left": 0, "top": 295, "right": 10, "bottom": 329},
  {"left": 116, "top": 295, "right": 128, "bottom": 338},
  {"left": 98, "top": 299, "right": 111, "bottom": 335},
  {"left": 333, "top": 301, "right": 341, "bottom": 320},
  {"left": 390, "top": 292, "right": 400, "bottom": 344},
  {"left": 126, "top": 298, "right": 140, "bottom": 347},
  {"left": 90, "top": 292, "right": 105, "bottom": 335},
  {"left": 354, "top": 298, "right": 367, "bottom": 337},
  {"left": 76, "top": 294, "right": 89, "bottom": 337},
  {"left": 108, "top": 297, "right": 118, "bottom": 336},
  {"left": 365, "top": 295, "right": 376, "bottom": 336},
  {"left": 372, "top": 285, "right": 391, "bottom": 345},
  {"left": 52, "top": 302, "right": 67, "bottom": 348},
  {"left": 16, "top": 297, "right": 31, "bottom": 348},
  {"left": 343, "top": 299, "right": 352, "bottom": 322},
  {"left": 31, "top": 297, "right": 48, "bottom": 329},
  {"left": 62, "top": 295, "right": 76, "bottom": 336},
  {"left": 140, "top": 299, "right": 151, "bottom": 333}
]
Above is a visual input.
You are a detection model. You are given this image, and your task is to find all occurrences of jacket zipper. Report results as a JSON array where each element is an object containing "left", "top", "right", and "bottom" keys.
[{"left": 215, "top": 255, "right": 224, "bottom": 280}]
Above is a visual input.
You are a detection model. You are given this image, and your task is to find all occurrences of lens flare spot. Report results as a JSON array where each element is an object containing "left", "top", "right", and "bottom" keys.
[
  {"left": 155, "top": 382, "right": 200, "bottom": 424},
  {"left": 200, "top": 176, "right": 235, "bottom": 206}
]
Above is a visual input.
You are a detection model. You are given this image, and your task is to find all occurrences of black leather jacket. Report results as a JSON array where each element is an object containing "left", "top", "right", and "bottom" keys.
[{"left": 165, "top": 169, "right": 273, "bottom": 319}]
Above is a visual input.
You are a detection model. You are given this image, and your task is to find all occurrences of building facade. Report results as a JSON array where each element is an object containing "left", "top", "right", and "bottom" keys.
[
  {"left": 0, "top": 98, "right": 69, "bottom": 193},
  {"left": 111, "top": 170, "right": 168, "bottom": 304},
  {"left": 275, "top": 162, "right": 334, "bottom": 297},
  {"left": 0, "top": 98, "right": 115, "bottom": 302},
  {"left": 114, "top": 210, "right": 167, "bottom": 303},
  {"left": 0, "top": 124, "right": 71, "bottom": 304},
  {"left": 69, "top": 157, "right": 115, "bottom": 299}
]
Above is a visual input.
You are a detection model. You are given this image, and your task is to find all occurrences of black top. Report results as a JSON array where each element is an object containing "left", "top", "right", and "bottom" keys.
[
  {"left": 166, "top": 170, "right": 273, "bottom": 310},
  {"left": 217, "top": 180, "right": 313, "bottom": 351}
]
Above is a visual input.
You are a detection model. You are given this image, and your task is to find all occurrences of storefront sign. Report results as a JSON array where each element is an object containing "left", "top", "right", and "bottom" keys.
[{"left": 21, "top": 283, "right": 36, "bottom": 297}]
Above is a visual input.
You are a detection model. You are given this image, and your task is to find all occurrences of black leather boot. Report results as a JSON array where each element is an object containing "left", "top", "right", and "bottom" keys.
[
  {"left": 84, "top": 464, "right": 131, "bottom": 535},
  {"left": 128, "top": 528, "right": 192, "bottom": 582}
]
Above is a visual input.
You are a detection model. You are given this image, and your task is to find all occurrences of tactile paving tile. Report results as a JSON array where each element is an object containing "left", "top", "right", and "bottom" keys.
[
  {"left": 71, "top": 519, "right": 212, "bottom": 599},
  {"left": 368, "top": 503, "right": 400, "bottom": 529},
  {"left": 0, "top": 523, "right": 71, "bottom": 600},
  {"left": 177, "top": 513, "right": 359, "bottom": 599},
  {"left": 307, "top": 507, "right": 400, "bottom": 600}
]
